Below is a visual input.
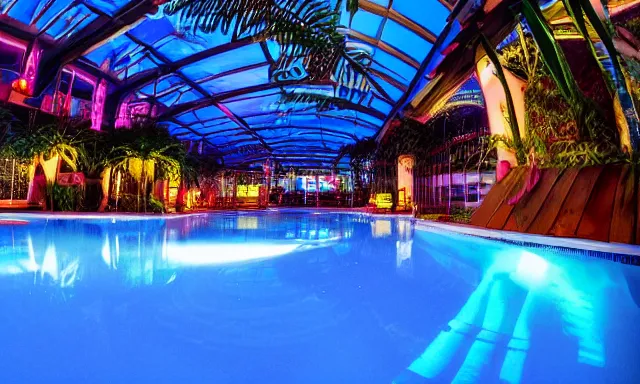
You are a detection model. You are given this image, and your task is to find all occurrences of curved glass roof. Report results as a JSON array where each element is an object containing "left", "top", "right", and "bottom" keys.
[{"left": 1, "top": 0, "right": 456, "bottom": 167}]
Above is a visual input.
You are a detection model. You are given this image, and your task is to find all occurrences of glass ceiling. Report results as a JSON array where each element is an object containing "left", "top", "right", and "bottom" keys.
[{"left": 1, "top": 0, "right": 456, "bottom": 167}]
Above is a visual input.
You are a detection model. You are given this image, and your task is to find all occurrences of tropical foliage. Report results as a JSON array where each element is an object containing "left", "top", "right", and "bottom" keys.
[
  {"left": 0, "top": 108, "right": 195, "bottom": 212},
  {"left": 617, "top": 16, "right": 640, "bottom": 108},
  {"left": 0, "top": 106, "right": 19, "bottom": 152},
  {"left": 165, "top": 0, "right": 360, "bottom": 79},
  {"left": 164, "top": 0, "right": 382, "bottom": 111},
  {"left": 2, "top": 119, "right": 86, "bottom": 167},
  {"left": 105, "top": 121, "right": 188, "bottom": 212},
  {"left": 495, "top": 14, "right": 622, "bottom": 168},
  {"left": 620, "top": 17, "right": 640, "bottom": 39},
  {"left": 340, "top": 110, "right": 490, "bottom": 209}
]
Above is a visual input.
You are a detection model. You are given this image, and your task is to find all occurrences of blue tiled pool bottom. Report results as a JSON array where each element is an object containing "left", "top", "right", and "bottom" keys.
[{"left": 0, "top": 211, "right": 639, "bottom": 383}]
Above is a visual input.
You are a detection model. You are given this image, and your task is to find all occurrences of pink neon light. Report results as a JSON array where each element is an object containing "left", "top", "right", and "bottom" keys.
[
  {"left": 22, "top": 40, "right": 41, "bottom": 96},
  {"left": 115, "top": 98, "right": 160, "bottom": 129},
  {"left": 91, "top": 79, "right": 107, "bottom": 131},
  {"left": 115, "top": 94, "right": 134, "bottom": 129},
  {"left": 0, "top": 33, "right": 27, "bottom": 51},
  {"left": 64, "top": 65, "right": 96, "bottom": 84}
]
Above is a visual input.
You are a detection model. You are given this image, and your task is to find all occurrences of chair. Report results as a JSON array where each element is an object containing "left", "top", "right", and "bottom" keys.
[{"left": 375, "top": 193, "right": 393, "bottom": 212}]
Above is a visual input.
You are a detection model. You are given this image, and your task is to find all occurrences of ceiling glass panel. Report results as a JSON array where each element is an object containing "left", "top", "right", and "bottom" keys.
[
  {"left": 392, "top": 0, "right": 449, "bottom": 34},
  {"left": 158, "top": 88, "right": 201, "bottom": 106},
  {"left": 369, "top": 98, "right": 393, "bottom": 114},
  {"left": 138, "top": 75, "right": 185, "bottom": 96},
  {"left": 194, "top": 106, "right": 229, "bottom": 121},
  {"left": 85, "top": 0, "right": 130, "bottom": 15},
  {"left": 199, "top": 65, "right": 271, "bottom": 94},
  {"left": 381, "top": 20, "right": 432, "bottom": 62},
  {"left": 349, "top": 11, "right": 384, "bottom": 37},
  {"left": 118, "top": 57, "right": 157, "bottom": 80},
  {"left": 372, "top": 50, "right": 417, "bottom": 83},
  {"left": 369, "top": 74, "right": 404, "bottom": 100},
  {"left": 0, "top": 0, "right": 455, "bottom": 165},
  {"left": 180, "top": 44, "right": 267, "bottom": 81},
  {"left": 222, "top": 93, "right": 283, "bottom": 117},
  {"left": 84, "top": 34, "right": 137, "bottom": 69},
  {"left": 49, "top": 6, "right": 97, "bottom": 39},
  {"left": 128, "top": 17, "right": 177, "bottom": 46}
]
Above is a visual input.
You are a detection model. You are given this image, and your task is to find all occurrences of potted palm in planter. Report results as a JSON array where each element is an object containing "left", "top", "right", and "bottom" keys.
[
  {"left": 107, "top": 120, "right": 184, "bottom": 213},
  {"left": 3, "top": 119, "right": 86, "bottom": 211}
]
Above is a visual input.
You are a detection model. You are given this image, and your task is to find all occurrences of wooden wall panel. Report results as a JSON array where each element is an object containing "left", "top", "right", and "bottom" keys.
[
  {"left": 610, "top": 165, "right": 636, "bottom": 244},
  {"left": 486, "top": 168, "right": 528, "bottom": 229},
  {"left": 470, "top": 167, "right": 526, "bottom": 227},
  {"left": 527, "top": 168, "right": 579, "bottom": 235},
  {"left": 503, "top": 168, "right": 561, "bottom": 232},
  {"left": 468, "top": 164, "right": 636, "bottom": 244},
  {"left": 550, "top": 166, "right": 603, "bottom": 238},
  {"left": 575, "top": 166, "right": 623, "bottom": 242}
]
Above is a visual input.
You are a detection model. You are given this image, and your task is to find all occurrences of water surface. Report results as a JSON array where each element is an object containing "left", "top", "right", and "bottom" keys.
[{"left": 0, "top": 210, "right": 638, "bottom": 383}]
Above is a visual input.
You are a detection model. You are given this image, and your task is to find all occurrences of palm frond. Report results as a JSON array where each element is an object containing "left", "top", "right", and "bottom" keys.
[
  {"left": 278, "top": 90, "right": 355, "bottom": 112},
  {"left": 165, "top": 0, "right": 375, "bottom": 100}
]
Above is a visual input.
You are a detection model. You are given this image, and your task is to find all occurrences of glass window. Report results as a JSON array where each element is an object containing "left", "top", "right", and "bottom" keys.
[
  {"left": 70, "top": 76, "right": 94, "bottom": 120},
  {"left": 381, "top": 20, "right": 432, "bottom": 62}
]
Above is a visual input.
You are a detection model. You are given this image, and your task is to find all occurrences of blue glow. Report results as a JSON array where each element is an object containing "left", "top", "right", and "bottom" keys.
[
  {"left": 0, "top": 211, "right": 638, "bottom": 383},
  {"left": 0, "top": 0, "right": 463, "bottom": 165}
]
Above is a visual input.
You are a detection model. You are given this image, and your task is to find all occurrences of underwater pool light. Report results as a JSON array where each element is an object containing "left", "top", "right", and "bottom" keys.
[
  {"left": 165, "top": 242, "right": 301, "bottom": 266},
  {"left": 511, "top": 250, "right": 549, "bottom": 288}
]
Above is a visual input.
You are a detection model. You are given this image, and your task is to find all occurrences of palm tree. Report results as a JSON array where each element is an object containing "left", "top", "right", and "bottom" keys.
[
  {"left": 3, "top": 119, "right": 91, "bottom": 210},
  {"left": 108, "top": 121, "right": 184, "bottom": 212},
  {"left": 163, "top": 0, "right": 383, "bottom": 102}
]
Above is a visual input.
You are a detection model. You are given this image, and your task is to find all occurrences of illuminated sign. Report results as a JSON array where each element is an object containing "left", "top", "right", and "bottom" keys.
[{"left": 57, "top": 172, "right": 85, "bottom": 186}]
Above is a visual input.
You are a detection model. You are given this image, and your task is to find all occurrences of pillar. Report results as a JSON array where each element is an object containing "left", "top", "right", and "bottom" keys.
[
  {"left": 232, "top": 171, "right": 237, "bottom": 209},
  {"left": 476, "top": 56, "right": 527, "bottom": 168},
  {"left": 398, "top": 155, "right": 415, "bottom": 209},
  {"left": 21, "top": 39, "right": 42, "bottom": 96},
  {"left": 91, "top": 79, "right": 107, "bottom": 131},
  {"left": 315, "top": 173, "right": 320, "bottom": 208}
]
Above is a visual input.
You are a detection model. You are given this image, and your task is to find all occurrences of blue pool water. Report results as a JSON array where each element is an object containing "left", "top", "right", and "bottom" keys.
[{"left": 0, "top": 210, "right": 639, "bottom": 383}]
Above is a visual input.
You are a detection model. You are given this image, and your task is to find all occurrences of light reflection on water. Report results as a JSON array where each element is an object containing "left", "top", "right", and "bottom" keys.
[{"left": 0, "top": 211, "right": 638, "bottom": 384}]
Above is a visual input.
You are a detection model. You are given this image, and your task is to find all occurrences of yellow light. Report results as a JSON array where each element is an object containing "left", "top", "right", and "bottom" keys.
[{"left": 12, "top": 78, "right": 30, "bottom": 94}]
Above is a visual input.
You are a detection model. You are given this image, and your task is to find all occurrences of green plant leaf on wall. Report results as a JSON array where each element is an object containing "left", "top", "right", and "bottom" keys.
[
  {"left": 562, "top": 0, "right": 606, "bottom": 80},
  {"left": 521, "top": 0, "right": 582, "bottom": 103},
  {"left": 578, "top": 0, "right": 640, "bottom": 152}
]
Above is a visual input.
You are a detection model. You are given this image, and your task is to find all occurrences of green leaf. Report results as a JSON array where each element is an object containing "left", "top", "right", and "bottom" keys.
[{"left": 521, "top": 0, "right": 582, "bottom": 102}]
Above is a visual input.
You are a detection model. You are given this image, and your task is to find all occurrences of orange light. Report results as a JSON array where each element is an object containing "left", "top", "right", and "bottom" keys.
[{"left": 12, "top": 78, "right": 29, "bottom": 95}]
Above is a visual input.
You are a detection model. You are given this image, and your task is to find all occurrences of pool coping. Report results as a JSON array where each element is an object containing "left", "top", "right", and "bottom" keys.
[
  {"left": 279, "top": 210, "right": 640, "bottom": 263},
  {"left": 411, "top": 220, "right": 640, "bottom": 257}
]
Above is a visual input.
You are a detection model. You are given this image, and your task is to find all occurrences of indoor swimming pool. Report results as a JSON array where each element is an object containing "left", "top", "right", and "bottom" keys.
[{"left": 0, "top": 210, "right": 639, "bottom": 383}]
